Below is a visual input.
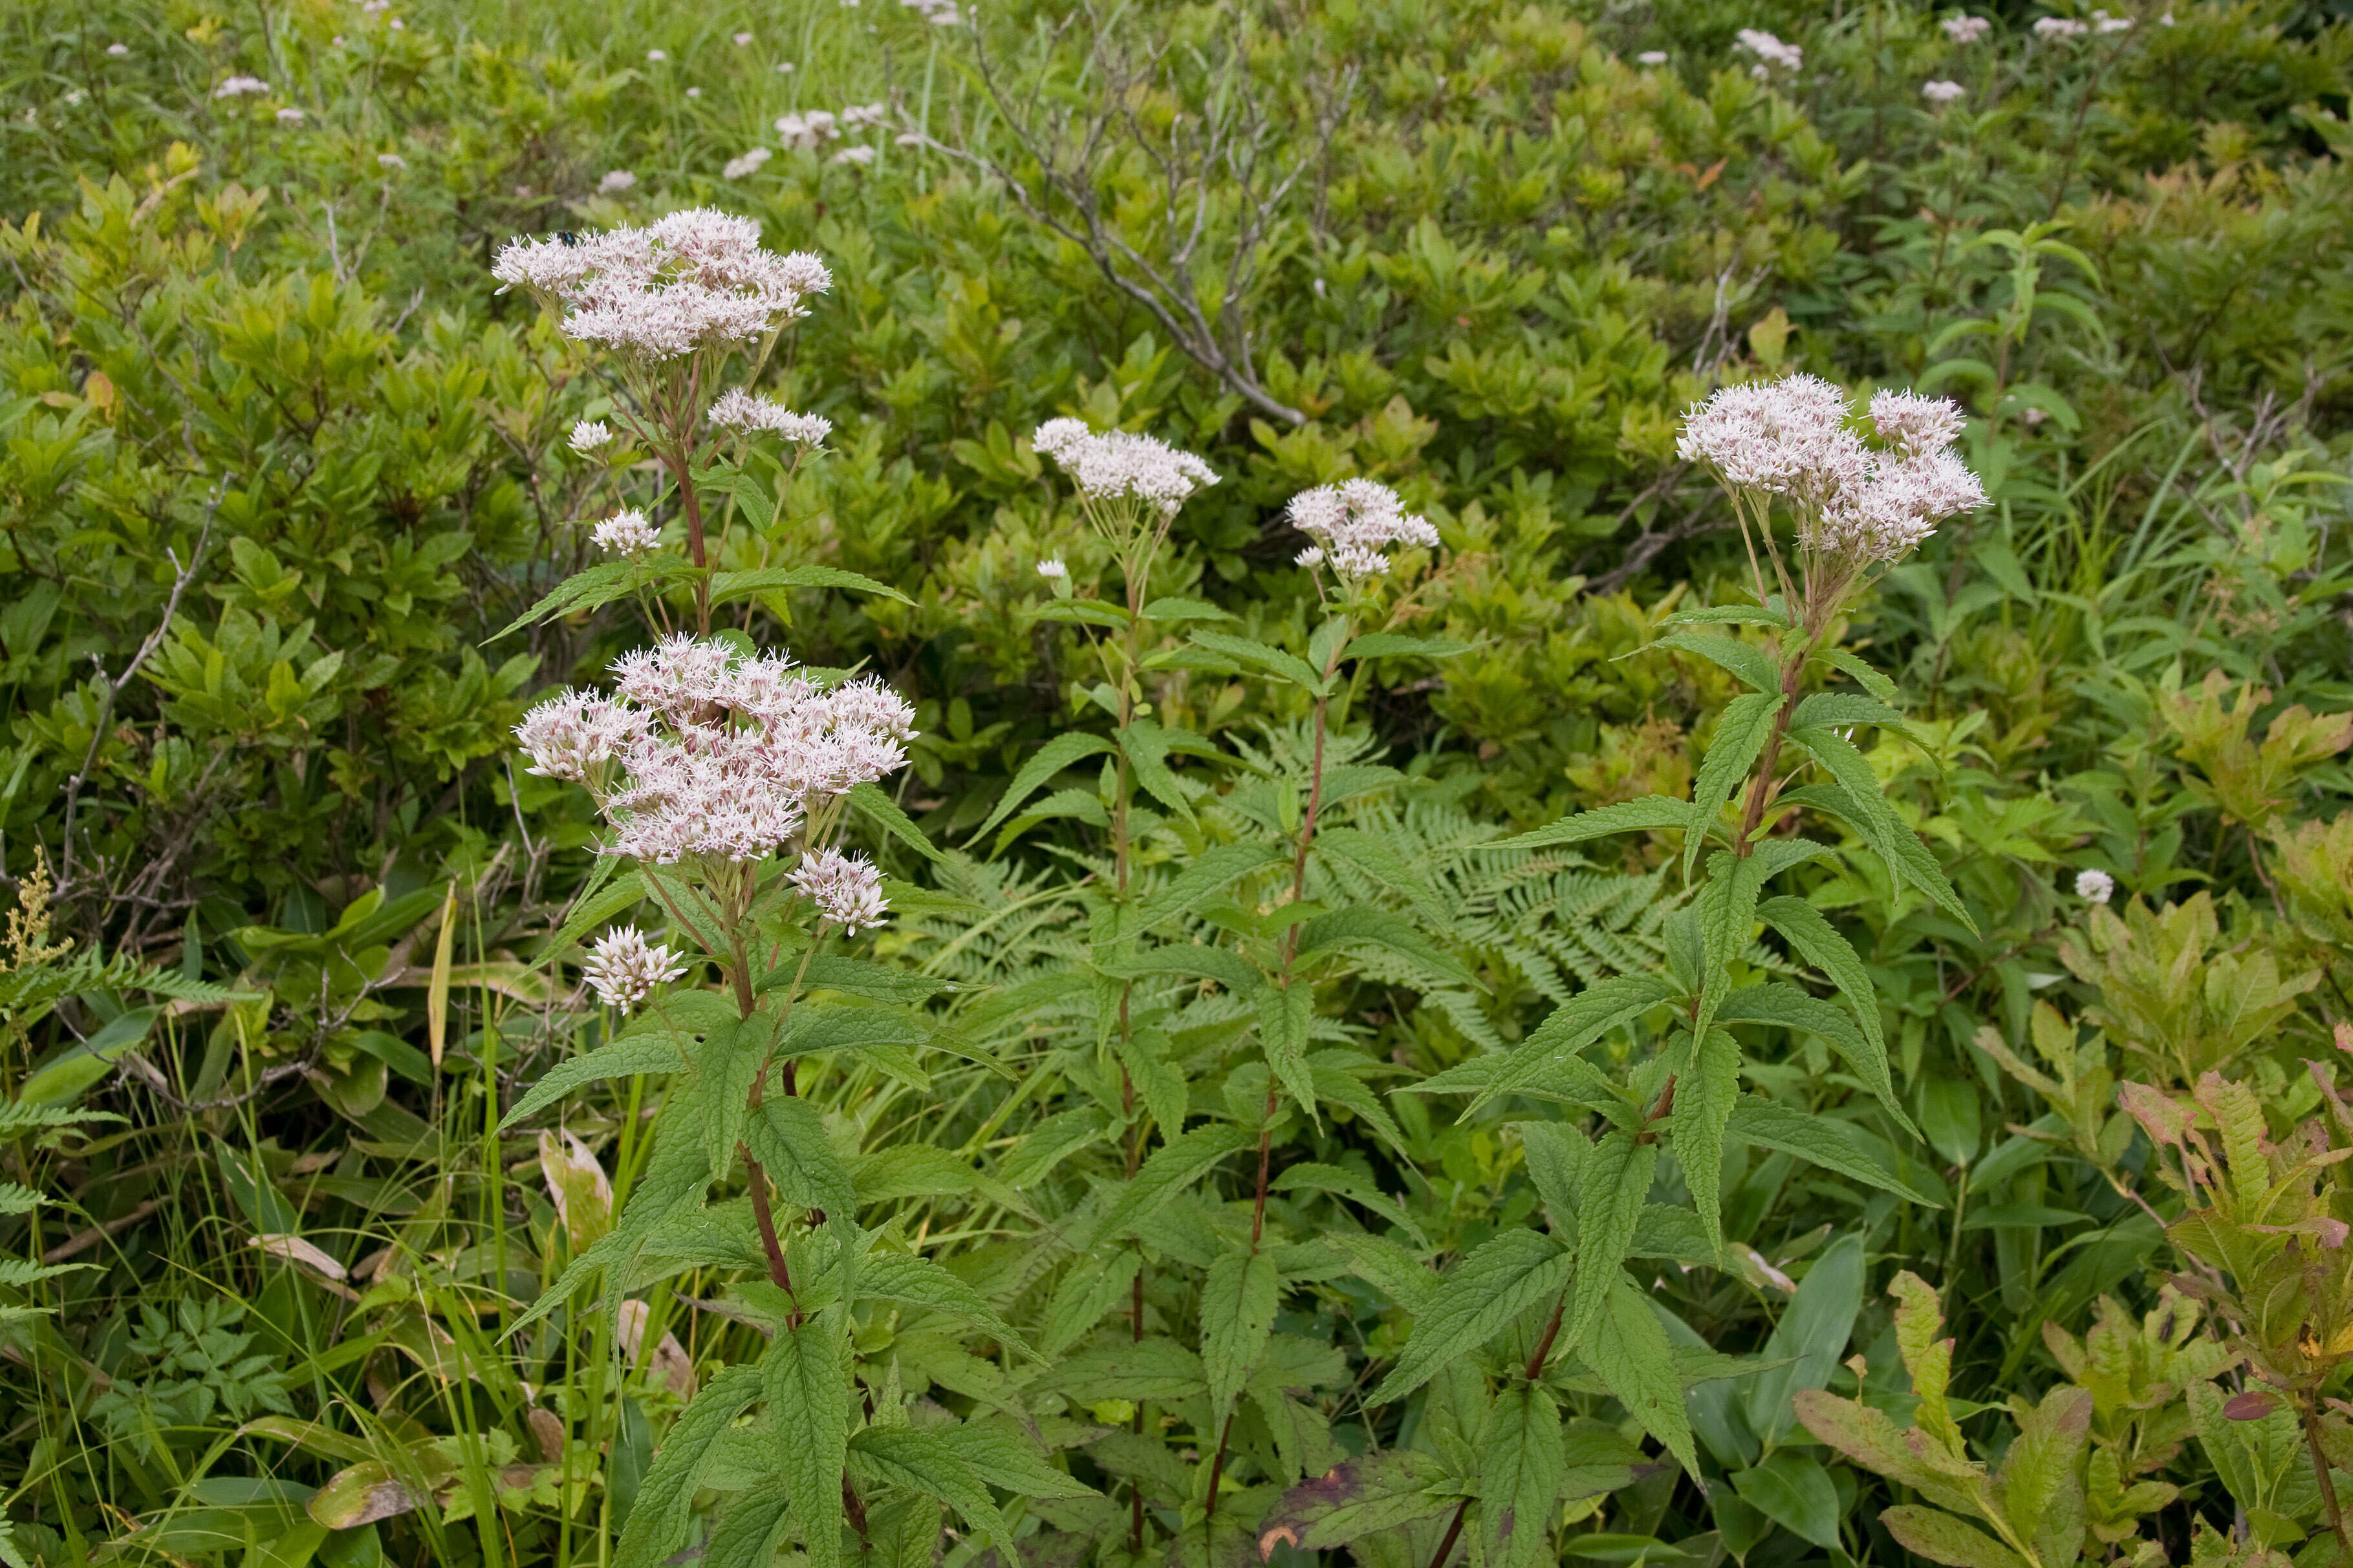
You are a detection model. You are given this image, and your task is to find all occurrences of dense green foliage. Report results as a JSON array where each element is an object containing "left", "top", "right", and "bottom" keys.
[{"left": 5, "top": 0, "right": 2353, "bottom": 1564}]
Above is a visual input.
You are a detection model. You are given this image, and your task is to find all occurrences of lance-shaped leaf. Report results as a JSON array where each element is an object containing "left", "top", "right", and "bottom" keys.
[
  {"left": 1092, "top": 1122, "right": 1253, "bottom": 1243},
  {"left": 492, "top": 559, "right": 686, "bottom": 641},
  {"left": 1755, "top": 896, "right": 1907, "bottom": 1128},
  {"left": 513, "top": 1091, "right": 712, "bottom": 1335},
  {"left": 702, "top": 1481, "right": 794, "bottom": 1568},
  {"left": 1407, "top": 974, "right": 1678, "bottom": 1113},
  {"left": 1202, "top": 1245, "right": 1281, "bottom": 1433},
  {"left": 1312, "top": 824, "right": 1451, "bottom": 927},
  {"left": 1671, "top": 1026, "right": 1742, "bottom": 1258},
  {"left": 502, "top": 1033, "right": 697, "bottom": 1131},
  {"left": 704, "top": 1007, "right": 782, "bottom": 1176},
  {"left": 1482, "top": 1384, "right": 1566, "bottom": 1568},
  {"left": 1273, "top": 1162, "right": 1428, "bottom": 1246},
  {"left": 1879, "top": 1507, "right": 2032, "bottom": 1568},
  {"left": 1564, "top": 1131, "right": 1654, "bottom": 1356},
  {"left": 1187, "top": 628, "right": 1326, "bottom": 691},
  {"left": 1651, "top": 628, "right": 1783, "bottom": 695},
  {"left": 1784, "top": 727, "right": 1975, "bottom": 931},
  {"left": 1370, "top": 1229, "right": 1573, "bottom": 1404},
  {"left": 849, "top": 1428, "right": 1008, "bottom": 1547},
  {"left": 1487, "top": 795, "right": 1691, "bottom": 853},
  {"left": 1118, "top": 720, "right": 1199, "bottom": 825},
  {"left": 1717, "top": 976, "right": 1905, "bottom": 1125},
  {"left": 611, "top": 1363, "right": 764, "bottom": 1568},
  {"left": 1740, "top": 1232, "right": 1864, "bottom": 1447},
  {"left": 1685, "top": 693, "right": 1783, "bottom": 873},
  {"left": 766, "top": 1324, "right": 847, "bottom": 1568},
  {"left": 973, "top": 732, "right": 1120, "bottom": 842},
  {"left": 1728, "top": 1097, "right": 1944, "bottom": 1205},
  {"left": 1341, "top": 631, "right": 1476, "bottom": 660},
  {"left": 1656, "top": 603, "right": 1791, "bottom": 630},
  {"left": 708, "top": 564, "right": 911, "bottom": 605},
  {"left": 1259, "top": 982, "right": 1319, "bottom": 1124},
  {"left": 1039, "top": 1249, "right": 1143, "bottom": 1357},
  {"left": 1127, "top": 843, "right": 1285, "bottom": 937},
  {"left": 855, "top": 1252, "right": 1034, "bottom": 1359},
  {"left": 1292, "top": 906, "right": 1474, "bottom": 985},
  {"left": 745, "top": 1095, "right": 855, "bottom": 1217},
  {"left": 1812, "top": 645, "right": 1897, "bottom": 702},
  {"left": 847, "top": 782, "right": 942, "bottom": 864},
  {"left": 1581, "top": 1274, "right": 1700, "bottom": 1476}
]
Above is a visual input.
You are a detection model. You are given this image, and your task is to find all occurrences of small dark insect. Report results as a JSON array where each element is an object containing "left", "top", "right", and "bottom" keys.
[{"left": 556, "top": 231, "right": 581, "bottom": 246}]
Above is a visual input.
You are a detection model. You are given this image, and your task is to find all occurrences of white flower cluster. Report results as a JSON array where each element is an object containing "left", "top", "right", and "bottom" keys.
[
  {"left": 2075, "top": 868, "right": 2116, "bottom": 904},
  {"left": 1735, "top": 28, "right": 1803, "bottom": 74},
  {"left": 1942, "top": 14, "right": 1992, "bottom": 43},
  {"left": 776, "top": 110, "right": 840, "bottom": 149},
  {"left": 583, "top": 926, "right": 690, "bottom": 1011},
  {"left": 492, "top": 209, "right": 830, "bottom": 363},
  {"left": 2033, "top": 16, "right": 2087, "bottom": 38},
  {"left": 840, "top": 102, "right": 887, "bottom": 129},
  {"left": 213, "top": 75, "right": 270, "bottom": 98},
  {"left": 708, "top": 389, "right": 832, "bottom": 446},
  {"left": 1922, "top": 79, "right": 1966, "bottom": 103},
  {"left": 515, "top": 636, "right": 917, "bottom": 865},
  {"left": 790, "top": 846, "right": 889, "bottom": 931},
  {"left": 1636, "top": 50, "right": 1669, "bottom": 65},
  {"left": 1032, "top": 419, "right": 1219, "bottom": 516},
  {"left": 592, "top": 508, "right": 662, "bottom": 557},
  {"left": 1288, "top": 479, "right": 1440, "bottom": 581},
  {"left": 107, "top": 42, "right": 129, "bottom": 56},
  {"left": 900, "top": 0, "right": 962, "bottom": 23},
  {"left": 599, "top": 169, "right": 638, "bottom": 194},
  {"left": 569, "top": 418, "right": 613, "bottom": 453},
  {"left": 723, "top": 147, "right": 772, "bottom": 180},
  {"left": 1036, "top": 557, "right": 1068, "bottom": 580},
  {"left": 276, "top": 107, "right": 306, "bottom": 125},
  {"left": 1676, "top": 375, "right": 1984, "bottom": 565}
]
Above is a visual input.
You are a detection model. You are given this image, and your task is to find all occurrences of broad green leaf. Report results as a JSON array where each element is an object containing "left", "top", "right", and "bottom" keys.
[
  {"left": 1096, "top": 943, "right": 1263, "bottom": 994},
  {"left": 1370, "top": 1229, "right": 1572, "bottom": 1404},
  {"left": 1583, "top": 1274, "right": 1700, "bottom": 1477},
  {"left": 1482, "top": 1384, "right": 1565, "bottom": 1568},
  {"left": 1731, "top": 1451, "right": 1841, "bottom": 1549},
  {"left": 709, "top": 564, "right": 910, "bottom": 605},
  {"left": 1129, "top": 843, "right": 1284, "bottom": 936},
  {"left": 1201, "top": 1246, "right": 1281, "bottom": 1431},
  {"left": 1656, "top": 604, "right": 1791, "bottom": 630},
  {"left": 1685, "top": 692, "right": 1783, "bottom": 874},
  {"left": 1092, "top": 1122, "right": 1253, "bottom": 1243},
  {"left": 537, "top": 862, "right": 644, "bottom": 965},
  {"left": 974, "top": 732, "right": 1120, "bottom": 842},
  {"left": 1117, "top": 723, "right": 1196, "bottom": 825},
  {"left": 1740, "top": 1233, "right": 1863, "bottom": 1446},
  {"left": 1651, "top": 629, "right": 1783, "bottom": 695},
  {"left": 1726, "top": 1098, "right": 1944, "bottom": 1206},
  {"left": 1486, "top": 796, "right": 1689, "bottom": 853},
  {"left": 20, "top": 1005, "right": 158, "bottom": 1106},
  {"left": 1812, "top": 646, "right": 1897, "bottom": 702},
  {"left": 513, "top": 1093, "right": 712, "bottom": 1335},
  {"left": 1790, "top": 692, "right": 1905, "bottom": 733},
  {"left": 766, "top": 1324, "right": 847, "bottom": 1568},
  {"left": 1565, "top": 1132, "right": 1654, "bottom": 1356},
  {"left": 1292, "top": 905, "right": 1474, "bottom": 985},
  {"left": 611, "top": 1364, "right": 764, "bottom": 1568},
  {"left": 926, "top": 1423, "right": 1096, "bottom": 1500},
  {"left": 1517, "top": 1121, "right": 1587, "bottom": 1234},
  {"left": 1716, "top": 977, "right": 1903, "bottom": 1125},
  {"left": 1039, "top": 1338, "right": 1207, "bottom": 1402},
  {"left": 493, "top": 560, "right": 678, "bottom": 641},
  {"left": 1272, "top": 1162, "right": 1427, "bottom": 1245},
  {"left": 1039, "top": 1249, "right": 1142, "bottom": 1357}
]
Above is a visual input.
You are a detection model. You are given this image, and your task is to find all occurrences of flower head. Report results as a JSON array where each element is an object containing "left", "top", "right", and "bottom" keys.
[
  {"left": 1678, "top": 375, "right": 1982, "bottom": 568},
  {"left": 733, "top": 30, "right": 754, "bottom": 45},
  {"left": 2075, "top": 868, "right": 2116, "bottom": 904},
  {"left": 1636, "top": 50, "right": 1669, "bottom": 65},
  {"left": 106, "top": 42, "right": 129, "bottom": 56},
  {"left": 1030, "top": 419, "right": 1219, "bottom": 518},
  {"left": 599, "top": 169, "right": 639, "bottom": 194},
  {"left": 378, "top": 151, "right": 407, "bottom": 169},
  {"left": 1288, "top": 480, "right": 1440, "bottom": 582},
  {"left": 1922, "top": 79, "right": 1966, "bottom": 103},
  {"left": 1735, "top": 28, "right": 1802, "bottom": 72},
  {"left": 776, "top": 110, "right": 840, "bottom": 148},
  {"left": 1036, "top": 557, "right": 1068, "bottom": 580},
  {"left": 645, "top": 47, "right": 668, "bottom": 61},
  {"left": 707, "top": 389, "right": 831, "bottom": 446},
  {"left": 213, "top": 75, "right": 270, "bottom": 98},
  {"left": 569, "top": 418, "right": 614, "bottom": 453},
  {"left": 722, "top": 147, "right": 772, "bottom": 179},
  {"left": 276, "top": 106, "right": 306, "bottom": 125},
  {"left": 2033, "top": 16, "right": 2088, "bottom": 38},
  {"left": 592, "top": 508, "right": 662, "bottom": 557},
  {"left": 790, "top": 848, "right": 889, "bottom": 932},
  {"left": 831, "top": 144, "right": 876, "bottom": 167},
  {"left": 583, "top": 926, "right": 689, "bottom": 1011},
  {"left": 490, "top": 209, "right": 829, "bottom": 366},
  {"left": 1941, "top": 14, "right": 1992, "bottom": 43}
]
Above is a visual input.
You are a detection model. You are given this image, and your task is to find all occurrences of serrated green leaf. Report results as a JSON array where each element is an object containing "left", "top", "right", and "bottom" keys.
[
  {"left": 704, "top": 1008, "right": 780, "bottom": 1176},
  {"left": 1140, "top": 596, "right": 1234, "bottom": 622},
  {"left": 1651, "top": 629, "right": 1782, "bottom": 695},
  {"left": 709, "top": 564, "right": 910, "bottom": 605},
  {"left": 746, "top": 1095, "right": 855, "bottom": 1217},
  {"left": 847, "top": 781, "right": 942, "bottom": 864},
  {"left": 1685, "top": 693, "right": 1783, "bottom": 874},
  {"left": 1258, "top": 982, "right": 1318, "bottom": 1124},
  {"left": 1656, "top": 604, "right": 1792, "bottom": 630},
  {"left": 856, "top": 1252, "right": 1034, "bottom": 1357},
  {"left": 1292, "top": 905, "right": 1473, "bottom": 985},
  {"left": 849, "top": 1428, "right": 1008, "bottom": 1547},
  {"left": 767, "top": 1324, "right": 847, "bottom": 1568},
  {"left": 1755, "top": 897, "right": 1903, "bottom": 1126},
  {"left": 1482, "top": 1384, "right": 1565, "bottom": 1568},
  {"left": 974, "top": 733, "right": 1120, "bottom": 843},
  {"left": 1784, "top": 729, "right": 1973, "bottom": 931},
  {"left": 1341, "top": 632, "right": 1475, "bottom": 660},
  {"left": 1566, "top": 1132, "right": 1654, "bottom": 1356},
  {"left": 1202, "top": 1246, "right": 1280, "bottom": 1432},
  {"left": 611, "top": 1364, "right": 765, "bottom": 1568},
  {"left": 1717, "top": 976, "right": 1904, "bottom": 1126},
  {"left": 702, "top": 1480, "right": 794, "bottom": 1568},
  {"left": 1727, "top": 1097, "right": 1943, "bottom": 1205},
  {"left": 1257, "top": 1450, "right": 1455, "bottom": 1551},
  {"left": 1093, "top": 1122, "right": 1252, "bottom": 1243},
  {"left": 1187, "top": 628, "right": 1325, "bottom": 691},
  {"left": 1583, "top": 1274, "right": 1700, "bottom": 1476},
  {"left": 1407, "top": 974, "right": 1678, "bottom": 1112},
  {"left": 1487, "top": 796, "right": 1690, "bottom": 853},
  {"left": 1369, "top": 1229, "right": 1572, "bottom": 1404},
  {"left": 1812, "top": 647, "right": 1898, "bottom": 702},
  {"left": 1117, "top": 724, "right": 1195, "bottom": 826},
  {"left": 1672, "top": 1026, "right": 1741, "bottom": 1258}
]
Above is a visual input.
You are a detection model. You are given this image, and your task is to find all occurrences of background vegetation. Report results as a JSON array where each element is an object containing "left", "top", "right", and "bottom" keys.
[{"left": 3, "top": 0, "right": 2353, "bottom": 1563}]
